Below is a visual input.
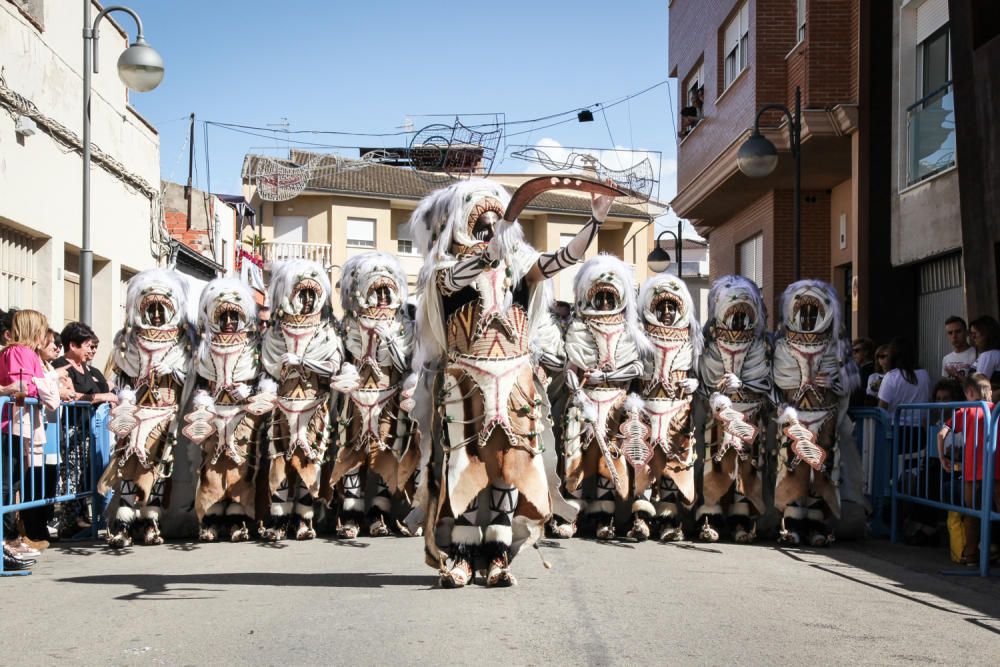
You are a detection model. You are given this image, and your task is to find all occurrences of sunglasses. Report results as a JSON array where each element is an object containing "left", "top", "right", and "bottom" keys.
[
  {"left": 852, "top": 347, "right": 864, "bottom": 353},
  {"left": 877, "top": 354, "right": 888, "bottom": 359}
]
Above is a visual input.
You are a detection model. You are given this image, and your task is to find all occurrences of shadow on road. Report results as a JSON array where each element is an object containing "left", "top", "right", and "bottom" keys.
[
  {"left": 777, "top": 543, "right": 1000, "bottom": 634},
  {"left": 56, "top": 571, "right": 432, "bottom": 600}
]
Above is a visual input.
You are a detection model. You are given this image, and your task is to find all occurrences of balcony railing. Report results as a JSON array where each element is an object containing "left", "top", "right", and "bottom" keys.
[
  {"left": 906, "top": 81, "right": 956, "bottom": 186},
  {"left": 261, "top": 241, "right": 333, "bottom": 269}
]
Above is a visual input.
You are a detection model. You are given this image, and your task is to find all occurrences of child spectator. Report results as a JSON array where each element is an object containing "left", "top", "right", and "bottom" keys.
[
  {"left": 942, "top": 316, "right": 976, "bottom": 380},
  {"left": 936, "top": 373, "right": 998, "bottom": 564}
]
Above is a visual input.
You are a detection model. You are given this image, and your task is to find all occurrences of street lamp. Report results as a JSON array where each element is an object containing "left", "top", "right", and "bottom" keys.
[
  {"left": 737, "top": 86, "right": 802, "bottom": 281},
  {"left": 647, "top": 222, "right": 683, "bottom": 275},
  {"left": 81, "top": 3, "right": 164, "bottom": 325}
]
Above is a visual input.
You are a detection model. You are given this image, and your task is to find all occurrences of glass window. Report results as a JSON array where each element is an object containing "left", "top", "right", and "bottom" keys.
[
  {"left": 738, "top": 233, "right": 764, "bottom": 289},
  {"left": 796, "top": 0, "right": 806, "bottom": 43},
  {"left": 919, "top": 25, "right": 950, "bottom": 100},
  {"left": 723, "top": 1, "right": 750, "bottom": 90},
  {"left": 396, "top": 222, "right": 415, "bottom": 254},
  {"left": 347, "top": 217, "right": 376, "bottom": 248}
]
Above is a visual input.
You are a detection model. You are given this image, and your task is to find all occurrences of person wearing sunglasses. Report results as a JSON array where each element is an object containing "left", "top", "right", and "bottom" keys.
[{"left": 850, "top": 337, "right": 875, "bottom": 407}]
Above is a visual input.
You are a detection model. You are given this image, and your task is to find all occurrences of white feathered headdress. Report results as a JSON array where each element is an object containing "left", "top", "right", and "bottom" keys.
[
  {"left": 268, "top": 259, "right": 332, "bottom": 318},
  {"left": 639, "top": 273, "right": 703, "bottom": 366},
  {"left": 706, "top": 274, "right": 767, "bottom": 339},
  {"left": 573, "top": 254, "right": 653, "bottom": 360},
  {"left": 197, "top": 277, "right": 257, "bottom": 334},
  {"left": 125, "top": 268, "right": 190, "bottom": 331},
  {"left": 338, "top": 251, "right": 409, "bottom": 314}
]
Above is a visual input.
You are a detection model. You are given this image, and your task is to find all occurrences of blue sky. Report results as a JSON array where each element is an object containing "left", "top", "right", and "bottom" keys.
[{"left": 124, "top": 0, "right": 683, "bottom": 231}]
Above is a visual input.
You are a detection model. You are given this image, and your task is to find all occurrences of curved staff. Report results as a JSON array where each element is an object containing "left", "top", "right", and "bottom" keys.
[{"left": 409, "top": 176, "right": 623, "bottom": 588}]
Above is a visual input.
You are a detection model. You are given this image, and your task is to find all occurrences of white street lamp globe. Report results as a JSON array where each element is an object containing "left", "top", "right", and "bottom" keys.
[
  {"left": 647, "top": 246, "right": 672, "bottom": 274},
  {"left": 737, "top": 132, "right": 779, "bottom": 178},
  {"left": 117, "top": 37, "right": 164, "bottom": 92}
]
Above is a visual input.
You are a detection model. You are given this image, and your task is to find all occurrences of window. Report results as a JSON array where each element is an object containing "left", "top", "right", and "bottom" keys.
[
  {"left": 0, "top": 225, "right": 37, "bottom": 310},
  {"left": 738, "top": 233, "right": 764, "bottom": 289},
  {"left": 907, "top": 23, "right": 954, "bottom": 184},
  {"left": 796, "top": 0, "right": 806, "bottom": 43},
  {"left": 918, "top": 25, "right": 950, "bottom": 100},
  {"left": 680, "top": 61, "right": 705, "bottom": 138},
  {"left": 723, "top": 2, "right": 750, "bottom": 90},
  {"left": 396, "top": 222, "right": 416, "bottom": 255},
  {"left": 346, "top": 217, "right": 376, "bottom": 248}
]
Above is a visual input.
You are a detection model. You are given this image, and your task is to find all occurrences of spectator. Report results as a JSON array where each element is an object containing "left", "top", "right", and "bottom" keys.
[
  {"left": 878, "top": 337, "right": 933, "bottom": 420},
  {"left": 969, "top": 316, "right": 1000, "bottom": 389},
  {"left": 850, "top": 337, "right": 875, "bottom": 406},
  {"left": 865, "top": 344, "right": 891, "bottom": 405},
  {"left": 52, "top": 322, "right": 117, "bottom": 405},
  {"left": 257, "top": 305, "right": 271, "bottom": 334},
  {"left": 942, "top": 316, "right": 976, "bottom": 380},
  {"left": 0, "top": 310, "right": 59, "bottom": 565},
  {"left": 52, "top": 322, "right": 116, "bottom": 535},
  {"left": 936, "top": 373, "right": 998, "bottom": 565}
]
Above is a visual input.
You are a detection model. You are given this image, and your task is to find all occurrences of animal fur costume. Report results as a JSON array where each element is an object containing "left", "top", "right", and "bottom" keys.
[
  {"left": 698, "top": 275, "right": 771, "bottom": 543},
  {"left": 408, "top": 177, "right": 617, "bottom": 588},
  {"left": 259, "top": 259, "right": 358, "bottom": 541},
  {"left": 772, "top": 279, "right": 854, "bottom": 547},
  {"left": 100, "top": 268, "right": 193, "bottom": 548},
  {"left": 185, "top": 278, "right": 274, "bottom": 543},
  {"left": 536, "top": 295, "right": 576, "bottom": 538},
  {"left": 326, "top": 251, "right": 419, "bottom": 538},
  {"left": 562, "top": 254, "right": 652, "bottom": 541},
  {"left": 630, "top": 273, "right": 702, "bottom": 542}
]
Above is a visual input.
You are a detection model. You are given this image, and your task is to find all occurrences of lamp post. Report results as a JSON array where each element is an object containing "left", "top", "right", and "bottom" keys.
[
  {"left": 647, "top": 221, "right": 683, "bottom": 275},
  {"left": 737, "top": 86, "right": 801, "bottom": 281},
  {"left": 81, "top": 3, "right": 164, "bottom": 325}
]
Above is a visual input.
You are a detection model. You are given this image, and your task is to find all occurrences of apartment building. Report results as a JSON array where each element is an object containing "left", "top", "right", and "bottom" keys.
[
  {"left": 669, "top": 0, "right": 911, "bottom": 347},
  {"left": 242, "top": 150, "right": 659, "bottom": 314}
]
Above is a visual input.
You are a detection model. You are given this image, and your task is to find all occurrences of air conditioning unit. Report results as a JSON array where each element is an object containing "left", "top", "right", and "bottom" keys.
[{"left": 15, "top": 115, "right": 38, "bottom": 138}]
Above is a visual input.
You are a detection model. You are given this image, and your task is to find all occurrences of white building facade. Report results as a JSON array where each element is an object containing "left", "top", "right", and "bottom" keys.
[{"left": 0, "top": 0, "right": 162, "bottom": 367}]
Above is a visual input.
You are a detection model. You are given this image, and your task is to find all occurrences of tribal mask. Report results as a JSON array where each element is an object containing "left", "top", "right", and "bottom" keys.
[
  {"left": 707, "top": 275, "right": 766, "bottom": 337},
  {"left": 339, "top": 251, "right": 409, "bottom": 317},
  {"left": 198, "top": 278, "right": 257, "bottom": 335},
  {"left": 779, "top": 280, "right": 840, "bottom": 337},
  {"left": 640, "top": 275, "right": 694, "bottom": 329},
  {"left": 126, "top": 269, "right": 189, "bottom": 331},
  {"left": 268, "top": 259, "right": 332, "bottom": 319},
  {"left": 573, "top": 254, "right": 635, "bottom": 318}
]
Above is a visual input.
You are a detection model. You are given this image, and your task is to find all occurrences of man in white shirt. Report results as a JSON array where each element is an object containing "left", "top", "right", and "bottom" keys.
[{"left": 942, "top": 316, "right": 976, "bottom": 380}]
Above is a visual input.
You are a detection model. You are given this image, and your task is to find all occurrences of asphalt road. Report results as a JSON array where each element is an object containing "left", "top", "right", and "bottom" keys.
[{"left": 4, "top": 536, "right": 999, "bottom": 665}]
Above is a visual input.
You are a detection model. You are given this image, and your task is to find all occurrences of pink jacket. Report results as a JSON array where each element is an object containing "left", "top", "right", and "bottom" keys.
[{"left": 1, "top": 345, "right": 59, "bottom": 464}]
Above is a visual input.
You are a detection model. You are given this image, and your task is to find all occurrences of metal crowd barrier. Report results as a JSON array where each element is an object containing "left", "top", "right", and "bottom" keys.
[
  {"left": 848, "top": 407, "right": 892, "bottom": 537},
  {"left": 1, "top": 397, "right": 110, "bottom": 576},
  {"left": 891, "top": 401, "right": 996, "bottom": 577}
]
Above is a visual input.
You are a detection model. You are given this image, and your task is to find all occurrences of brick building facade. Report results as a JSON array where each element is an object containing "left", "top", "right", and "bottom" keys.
[{"left": 669, "top": 0, "right": 893, "bottom": 336}]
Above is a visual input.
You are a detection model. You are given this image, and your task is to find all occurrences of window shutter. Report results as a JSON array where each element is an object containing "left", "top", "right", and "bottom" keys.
[
  {"left": 916, "top": 0, "right": 948, "bottom": 44},
  {"left": 347, "top": 218, "right": 375, "bottom": 244}
]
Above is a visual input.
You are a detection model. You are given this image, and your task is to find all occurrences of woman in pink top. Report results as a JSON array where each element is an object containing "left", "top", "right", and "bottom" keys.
[{"left": 1, "top": 309, "right": 59, "bottom": 549}]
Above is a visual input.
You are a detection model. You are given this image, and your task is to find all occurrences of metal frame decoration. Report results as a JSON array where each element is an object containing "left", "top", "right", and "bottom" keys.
[{"left": 507, "top": 145, "right": 660, "bottom": 205}]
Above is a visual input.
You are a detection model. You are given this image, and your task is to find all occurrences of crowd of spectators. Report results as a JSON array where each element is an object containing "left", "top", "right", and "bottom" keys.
[
  {"left": 0, "top": 307, "right": 114, "bottom": 571},
  {"left": 853, "top": 315, "right": 1000, "bottom": 564}
]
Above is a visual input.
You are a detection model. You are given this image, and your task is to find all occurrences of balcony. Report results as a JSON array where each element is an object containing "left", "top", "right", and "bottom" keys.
[
  {"left": 261, "top": 241, "right": 334, "bottom": 270},
  {"left": 906, "top": 82, "right": 956, "bottom": 186}
]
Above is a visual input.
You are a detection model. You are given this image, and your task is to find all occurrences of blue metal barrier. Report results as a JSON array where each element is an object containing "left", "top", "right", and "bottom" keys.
[
  {"left": 1, "top": 397, "right": 107, "bottom": 576},
  {"left": 891, "top": 401, "right": 996, "bottom": 577},
  {"left": 848, "top": 407, "right": 892, "bottom": 537}
]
